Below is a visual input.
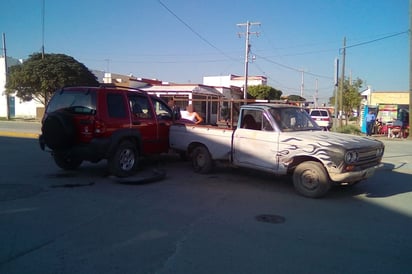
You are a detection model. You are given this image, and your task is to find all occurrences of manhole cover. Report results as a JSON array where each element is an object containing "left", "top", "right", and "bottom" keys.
[
  {"left": 0, "top": 184, "right": 43, "bottom": 202},
  {"left": 255, "top": 214, "right": 286, "bottom": 224}
]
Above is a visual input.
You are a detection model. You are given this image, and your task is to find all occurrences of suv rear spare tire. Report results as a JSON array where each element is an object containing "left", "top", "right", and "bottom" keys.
[{"left": 42, "top": 112, "right": 75, "bottom": 150}]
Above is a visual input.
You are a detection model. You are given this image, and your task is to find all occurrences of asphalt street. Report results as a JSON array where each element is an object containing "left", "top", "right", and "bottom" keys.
[{"left": 0, "top": 121, "right": 411, "bottom": 274}]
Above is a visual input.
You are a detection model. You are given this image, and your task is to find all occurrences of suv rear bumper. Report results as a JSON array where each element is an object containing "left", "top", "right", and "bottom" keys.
[{"left": 39, "top": 134, "right": 111, "bottom": 162}]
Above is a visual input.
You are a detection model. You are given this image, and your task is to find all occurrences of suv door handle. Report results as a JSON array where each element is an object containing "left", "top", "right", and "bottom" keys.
[{"left": 132, "top": 121, "right": 141, "bottom": 125}]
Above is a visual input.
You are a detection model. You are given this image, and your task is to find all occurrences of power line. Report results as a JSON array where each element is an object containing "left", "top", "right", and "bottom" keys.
[
  {"left": 253, "top": 52, "right": 333, "bottom": 80},
  {"left": 341, "top": 30, "right": 409, "bottom": 51},
  {"left": 157, "top": 0, "right": 237, "bottom": 62}
]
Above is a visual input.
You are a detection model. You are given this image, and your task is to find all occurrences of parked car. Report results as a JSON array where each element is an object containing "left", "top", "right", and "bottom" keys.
[
  {"left": 309, "top": 108, "right": 333, "bottom": 130},
  {"left": 39, "top": 86, "right": 177, "bottom": 177}
]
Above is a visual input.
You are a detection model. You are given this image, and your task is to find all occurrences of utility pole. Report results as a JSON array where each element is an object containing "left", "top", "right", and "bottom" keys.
[
  {"left": 339, "top": 37, "right": 346, "bottom": 128},
  {"left": 2, "top": 33, "right": 10, "bottom": 120},
  {"left": 237, "top": 21, "right": 260, "bottom": 101},
  {"left": 333, "top": 58, "right": 339, "bottom": 131},
  {"left": 315, "top": 78, "right": 318, "bottom": 107},
  {"left": 300, "top": 69, "right": 305, "bottom": 97},
  {"left": 41, "top": 0, "right": 45, "bottom": 59},
  {"left": 409, "top": 0, "right": 412, "bottom": 139}
]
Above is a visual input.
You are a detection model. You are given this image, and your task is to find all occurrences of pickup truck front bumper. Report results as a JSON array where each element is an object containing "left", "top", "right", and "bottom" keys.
[{"left": 329, "top": 164, "right": 383, "bottom": 184}]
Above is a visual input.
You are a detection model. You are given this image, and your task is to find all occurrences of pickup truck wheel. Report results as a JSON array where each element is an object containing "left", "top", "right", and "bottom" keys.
[
  {"left": 191, "top": 146, "right": 213, "bottom": 174},
  {"left": 53, "top": 152, "right": 83, "bottom": 170},
  {"left": 293, "top": 161, "right": 331, "bottom": 198},
  {"left": 109, "top": 141, "right": 138, "bottom": 177}
]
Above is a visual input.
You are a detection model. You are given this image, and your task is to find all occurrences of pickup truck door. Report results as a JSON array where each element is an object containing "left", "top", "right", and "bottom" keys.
[{"left": 232, "top": 109, "right": 280, "bottom": 172}]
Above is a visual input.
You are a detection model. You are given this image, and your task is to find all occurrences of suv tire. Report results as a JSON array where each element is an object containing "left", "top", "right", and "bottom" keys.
[
  {"left": 42, "top": 112, "right": 75, "bottom": 150},
  {"left": 53, "top": 151, "right": 83, "bottom": 170},
  {"left": 109, "top": 141, "right": 139, "bottom": 177}
]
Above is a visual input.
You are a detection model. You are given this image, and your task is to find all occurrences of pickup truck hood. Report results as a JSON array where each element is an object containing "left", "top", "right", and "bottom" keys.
[
  {"left": 281, "top": 131, "right": 384, "bottom": 150},
  {"left": 277, "top": 131, "right": 384, "bottom": 181}
]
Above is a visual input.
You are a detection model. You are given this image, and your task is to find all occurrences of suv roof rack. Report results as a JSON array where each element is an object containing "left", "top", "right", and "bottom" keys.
[{"left": 99, "top": 84, "right": 146, "bottom": 93}]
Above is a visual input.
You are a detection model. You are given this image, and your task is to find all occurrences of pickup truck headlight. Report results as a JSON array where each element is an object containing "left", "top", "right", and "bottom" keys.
[
  {"left": 344, "top": 151, "right": 359, "bottom": 164},
  {"left": 376, "top": 147, "right": 384, "bottom": 157}
]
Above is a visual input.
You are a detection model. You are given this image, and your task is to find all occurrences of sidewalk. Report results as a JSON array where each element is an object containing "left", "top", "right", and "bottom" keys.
[{"left": 0, "top": 120, "right": 41, "bottom": 139}]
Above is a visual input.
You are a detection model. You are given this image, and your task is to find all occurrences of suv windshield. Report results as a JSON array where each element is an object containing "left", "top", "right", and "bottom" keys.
[
  {"left": 269, "top": 107, "right": 320, "bottom": 132},
  {"left": 47, "top": 90, "right": 96, "bottom": 115}
]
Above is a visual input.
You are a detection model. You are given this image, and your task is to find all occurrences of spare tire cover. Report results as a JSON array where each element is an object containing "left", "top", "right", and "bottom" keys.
[{"left": 42, "top": 111, "right": 75, "bottom": 150}]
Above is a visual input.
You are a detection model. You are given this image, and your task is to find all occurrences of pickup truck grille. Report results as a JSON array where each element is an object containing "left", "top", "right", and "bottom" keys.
[{"left": 355, "top": 147, "right": 383, "bottom": 168}]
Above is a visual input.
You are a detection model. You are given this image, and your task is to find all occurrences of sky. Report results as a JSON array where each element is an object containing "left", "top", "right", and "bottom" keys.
[{"left": 1, "top": 0, "right": 409, "bottom": 104}]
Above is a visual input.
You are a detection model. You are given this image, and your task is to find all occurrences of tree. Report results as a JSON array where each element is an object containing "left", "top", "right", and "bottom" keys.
[
  {"left": 285, "top": 94, "right": 306, "bottom": 102},
  {"left": 5, "top": 53, "right": 99, "bottom": 106},
  {"left": 248, "top": 85, "right": 282, "bottom": 100},
  {"left": 329, "top": 77, "right": 363, "bottom": 123}
]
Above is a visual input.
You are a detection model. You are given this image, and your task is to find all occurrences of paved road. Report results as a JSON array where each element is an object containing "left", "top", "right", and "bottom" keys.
[{"left": 0, "top": 123, "right": 411, "bottom": 274}]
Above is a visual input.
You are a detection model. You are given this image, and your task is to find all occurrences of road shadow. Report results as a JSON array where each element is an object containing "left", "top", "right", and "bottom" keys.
[
  {"left": 328, "top": 162, "right": 412, "bottom": 198},
  {"left": 197, "top": 160, "right": 412, "bottom": 199},
  {"left": 44, "top": 153, "right": 180, "bottom": 187}
]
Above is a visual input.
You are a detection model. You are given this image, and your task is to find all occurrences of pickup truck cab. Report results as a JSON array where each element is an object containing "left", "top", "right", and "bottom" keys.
[{"left": 170, "top": 103, "right": 385, "bottom": 198}]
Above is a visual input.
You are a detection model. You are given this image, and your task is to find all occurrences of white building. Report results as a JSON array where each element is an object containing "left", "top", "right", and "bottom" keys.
[
  {"left": 0, "top": 56, "right": 44, "bottom": 119},
  {"left": 203, "top": 74, "right": 267, "bottom": 88}
]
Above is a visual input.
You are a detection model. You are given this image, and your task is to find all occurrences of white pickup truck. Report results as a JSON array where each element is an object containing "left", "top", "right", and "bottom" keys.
[{"left": 169, "top": 103, "right": 385, "bottom": 198}]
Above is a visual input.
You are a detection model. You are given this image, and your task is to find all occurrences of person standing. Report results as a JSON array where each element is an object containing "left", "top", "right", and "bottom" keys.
[
  {"left": 366, "top": 110, "right": 376, "bottom": 136},
  {"left": 181, "top": 104, "right": 203, "bottom": 125}
]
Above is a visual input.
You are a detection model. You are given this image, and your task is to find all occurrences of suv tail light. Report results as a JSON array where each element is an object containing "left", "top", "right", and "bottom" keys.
[{"left": 94, "top": 119, "right": 106, "bottom": 135}]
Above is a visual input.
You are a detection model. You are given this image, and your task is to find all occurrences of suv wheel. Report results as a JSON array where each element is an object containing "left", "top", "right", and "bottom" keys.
[
  {"left": 42, "top": 112, "right": 75, "bottom": 150},
  {"left": 53, "top": 152, "right": 83, "bottom": 170},
  {"left": 109, "top": 141, "right": 138, "bottom": 177}
]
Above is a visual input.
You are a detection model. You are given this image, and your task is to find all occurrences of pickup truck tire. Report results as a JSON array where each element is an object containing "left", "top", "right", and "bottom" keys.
[
  {"left": 53, "top": 152, "right": 83, "bottom": 170},
  {"left": 293, "top": 161, "right": 331, "bottom": 198},
  {"left": 191, "top": 146, "right": 213, "bottom": 174},
  {"left": 109, "top": 141, "right": 138, "bottom": 177}
]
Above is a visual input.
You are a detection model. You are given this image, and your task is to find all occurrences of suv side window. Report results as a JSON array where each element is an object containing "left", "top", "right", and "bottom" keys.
[
  {"left": 107, "top": 93, "right": 127, "bottom": 118},
  {"left": 152, "top": 97, "right": 173, "bottom": 120},
  {"left": 128, "top": 94, "right": 153, "bottom": 119}
]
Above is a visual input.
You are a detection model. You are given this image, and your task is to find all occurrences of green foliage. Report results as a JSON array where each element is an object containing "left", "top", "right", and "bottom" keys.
[
  {"left": 329, "top": 77, "right": 363, "bottom": 117},
  {"left": 248, "top": 85, "right": 282, "bottom": 100},
  {"left": 6, "top": 53, "right": 99, "bottom": 106},
  {"left": 286, "top": 94, "right": 306, "bottom": 101},
  {"left": 332, "top": 124, "right": 361, "bottom": 135}
]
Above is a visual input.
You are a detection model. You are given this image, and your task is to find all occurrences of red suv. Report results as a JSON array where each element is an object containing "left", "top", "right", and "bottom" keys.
[{"left": 39, "top": 86, "right": 176, "bottom": 177}]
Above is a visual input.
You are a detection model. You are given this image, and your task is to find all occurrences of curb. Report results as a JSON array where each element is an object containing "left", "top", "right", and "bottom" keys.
[{"left": 0, "top": 131, "right": 39, "bottom": 139}]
